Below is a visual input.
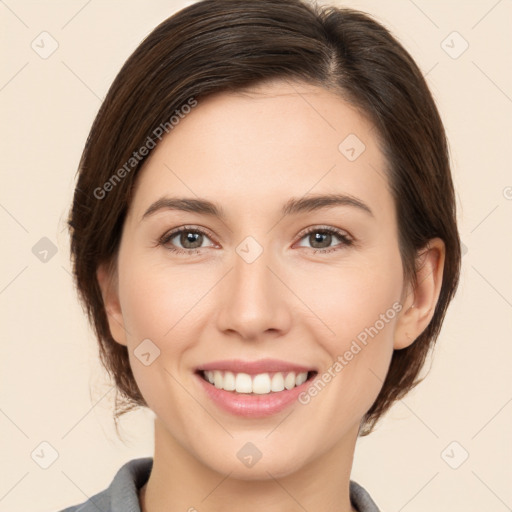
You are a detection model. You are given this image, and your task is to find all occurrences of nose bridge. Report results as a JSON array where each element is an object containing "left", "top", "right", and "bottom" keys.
[
  {"left": 234, "top": 238, "right": 273, "bottom": 302},
  {"left": 216, "top": 235, "right": 291, "bottom": 339}
]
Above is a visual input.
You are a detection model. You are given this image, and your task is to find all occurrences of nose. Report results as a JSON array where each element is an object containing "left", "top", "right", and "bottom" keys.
[{"left": 215, "top": 243, "right": 293, "bottom": 341}]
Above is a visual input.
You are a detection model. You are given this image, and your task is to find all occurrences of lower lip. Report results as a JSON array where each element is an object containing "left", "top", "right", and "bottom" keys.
[{"left": 195, "top": 372, "right": 314, "bottom": 418}]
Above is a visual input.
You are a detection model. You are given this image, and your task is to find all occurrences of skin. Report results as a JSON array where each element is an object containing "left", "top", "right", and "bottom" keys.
[{"left": 97, "top": 79, "right": 445, "bottom": 512}]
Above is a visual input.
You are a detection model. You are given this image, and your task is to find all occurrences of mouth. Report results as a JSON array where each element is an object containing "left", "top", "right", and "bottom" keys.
[
  {"left": 196, "top": 369, "right": 318, "bottom": 395},
  {"left": 194, "top": 358, "right": 319, "bottom": 417}
]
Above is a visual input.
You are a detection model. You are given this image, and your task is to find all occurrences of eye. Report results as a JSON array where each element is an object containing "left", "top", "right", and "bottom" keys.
[
  {"left": 159, "top": 226, "right": 216, "bottom": 255},
  {"left": 158, "top": 224, "right": 353, "bottom": 256},
  {"left": 295, "top": 226, "right": 353, "bottom": 254}
]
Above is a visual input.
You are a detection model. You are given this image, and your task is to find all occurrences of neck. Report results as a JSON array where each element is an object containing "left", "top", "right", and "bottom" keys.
[{"left": 139, "top": 417, "right": 359, "bottom": 512}]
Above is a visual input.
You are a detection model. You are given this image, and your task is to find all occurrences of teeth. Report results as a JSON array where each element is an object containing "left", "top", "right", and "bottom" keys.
[
  {"left": 271, "top": 372, "right": 284, "bottom": 392},
  {"left": 202, "top": 370, "right": 309, "bottom": 394},
  {"left": 235, "top": 373, "right": 253, "bottom": 393},
  {"left": 223, "top": 371, "right": 236, "bottom": 391}
]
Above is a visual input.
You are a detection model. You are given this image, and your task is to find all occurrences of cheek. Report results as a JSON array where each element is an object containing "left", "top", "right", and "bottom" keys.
[
  {"left": 118, "top": 255, "right": 210, "bottom": 343},
  {"left": 294, "top": 252, "right": 403, "bottom": 414},
  {"left": 297, "top": 252, "right": 403, "bottom": 346},
  {"left": 116, "top": 256, "right": 210, "bottom": 417}
]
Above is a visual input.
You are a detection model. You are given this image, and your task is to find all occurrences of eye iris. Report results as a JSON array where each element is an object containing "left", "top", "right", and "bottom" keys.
[
  {"left": 310, "top": 232, "right": 331, "bottom": 249},
  {"left": 181, "top": 231, "right": 202, "bottom": 249}
]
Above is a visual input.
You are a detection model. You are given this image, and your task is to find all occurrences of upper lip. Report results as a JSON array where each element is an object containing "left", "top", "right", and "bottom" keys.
[{"left": 196, "top": 358, "right": 316, "bottom": 375}]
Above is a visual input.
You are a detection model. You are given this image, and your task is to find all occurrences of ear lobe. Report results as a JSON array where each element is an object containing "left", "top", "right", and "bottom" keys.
[
  {"left": 394, "top": 238, "right": 446, "bottom": 350},
  {"left": 96, "top": 262, "right": 128, "bottom": 346}
]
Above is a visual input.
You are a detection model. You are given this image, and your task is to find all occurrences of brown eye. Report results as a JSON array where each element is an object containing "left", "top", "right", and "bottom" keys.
[
  {"left": 175, "top": 231, "right": 204, "bottom": 249},
  {"left": 308, "top": 231, "right": 333, "bottom": 249},
  {"left": 296, "top": 227, "right": 352, "bottom": 253},
  {"left": 159, "top": 226, "right": 215, "bottom": 255}
]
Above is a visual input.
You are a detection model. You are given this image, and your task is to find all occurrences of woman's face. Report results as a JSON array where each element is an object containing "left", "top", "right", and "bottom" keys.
[{"left": 102, "top": 80, "right": 414, "bottom": 479}]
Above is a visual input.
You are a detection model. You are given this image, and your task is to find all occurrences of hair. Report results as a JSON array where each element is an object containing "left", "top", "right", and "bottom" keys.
[{"left": 68, "top": 0, "right": 461, "bottom": 436}]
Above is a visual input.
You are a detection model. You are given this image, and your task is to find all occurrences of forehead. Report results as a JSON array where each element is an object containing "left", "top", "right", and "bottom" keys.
[{"left": 128, "top": 80, "right": 392, "bottom": 223}]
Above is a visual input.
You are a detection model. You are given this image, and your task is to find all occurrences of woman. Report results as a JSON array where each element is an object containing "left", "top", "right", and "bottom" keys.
[{"left": 61, "top": 0, "right": 460, "bottom": 510}]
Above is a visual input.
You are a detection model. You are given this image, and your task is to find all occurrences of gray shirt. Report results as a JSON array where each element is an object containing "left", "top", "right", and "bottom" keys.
[{"left": 58, "top": 457, "right": 380, "bottom": 512}]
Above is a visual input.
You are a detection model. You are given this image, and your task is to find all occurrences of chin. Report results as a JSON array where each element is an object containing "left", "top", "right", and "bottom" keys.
[{"left": 194, "top": 441, "right": 311, "bottom": 481}]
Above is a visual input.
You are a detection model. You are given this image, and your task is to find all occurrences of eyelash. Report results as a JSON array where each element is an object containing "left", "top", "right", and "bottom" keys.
[{"left": 158, "top": 225, "right": 353, "bottom": 256}]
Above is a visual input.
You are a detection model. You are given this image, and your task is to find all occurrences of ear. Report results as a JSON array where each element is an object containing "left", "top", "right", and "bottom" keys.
[
  {"left": 96, "top": 262, "right": 128, "bottom": 346},
  {"left": 394, "top": 238, "right": 446, "bottom": 350}
]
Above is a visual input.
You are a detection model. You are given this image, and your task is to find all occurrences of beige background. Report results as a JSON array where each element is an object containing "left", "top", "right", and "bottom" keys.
[{"left": 1, "top": 1, "right": 511, "bottom": 511}]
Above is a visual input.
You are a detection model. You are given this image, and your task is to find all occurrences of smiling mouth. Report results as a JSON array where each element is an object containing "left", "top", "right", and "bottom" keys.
[{"left": 197, "top": 369, "right": 317, "bottom": 395}]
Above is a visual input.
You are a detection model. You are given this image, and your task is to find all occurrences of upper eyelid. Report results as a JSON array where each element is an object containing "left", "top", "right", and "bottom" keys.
[
  {"left": 160, "top": 225, "right": 217, "bottom": 244},
  {"left": 297, "top": 225, "right": 351, "bottom": 238}
]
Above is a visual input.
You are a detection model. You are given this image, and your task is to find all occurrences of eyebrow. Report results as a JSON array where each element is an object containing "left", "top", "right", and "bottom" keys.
[{"left": 141, "top": 193, "right": 373, "bottom": 221}]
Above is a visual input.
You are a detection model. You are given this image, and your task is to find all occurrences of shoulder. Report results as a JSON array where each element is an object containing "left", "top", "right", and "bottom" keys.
[
  {"left": 57, "top": 457, "right": 153, "bottom": 512},
  {"left": 349, "top": 480, "right": 380, "bottom": 512}
]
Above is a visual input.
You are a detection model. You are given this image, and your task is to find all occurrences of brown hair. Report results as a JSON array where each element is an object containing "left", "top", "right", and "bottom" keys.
[{"left": 68, "top": 0, "right": 460, "bottom": 435}]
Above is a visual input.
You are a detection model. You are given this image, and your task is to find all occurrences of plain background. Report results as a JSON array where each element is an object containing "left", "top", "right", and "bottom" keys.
[{"left": 1, "top": 1, "right": 511, "bottom": 511}]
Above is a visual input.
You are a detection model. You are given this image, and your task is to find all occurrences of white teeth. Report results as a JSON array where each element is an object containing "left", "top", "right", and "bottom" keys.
[
  {"left": 295, "top": 372, "right": 307, "bottom": 386},
  {"left": 271, "top": 372, "right": 285, "bottom": 392},
  {"left": 213, "top": 370, "right": 223, "bottom": 389},
  {"left": 284, "top": 372, "right": 296, "bottom": 390},
  {"left": 223, "top": 371, "right": 236, "bottom": 391},
  {"left": 252, "top": 373, "right": 271, "bottom": 394},
  {"left": 202, "top": 370, "right": 309, "bottom": 394},
  {"left": 235, "top": 373, "right": 252, "bottom": 393}
]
